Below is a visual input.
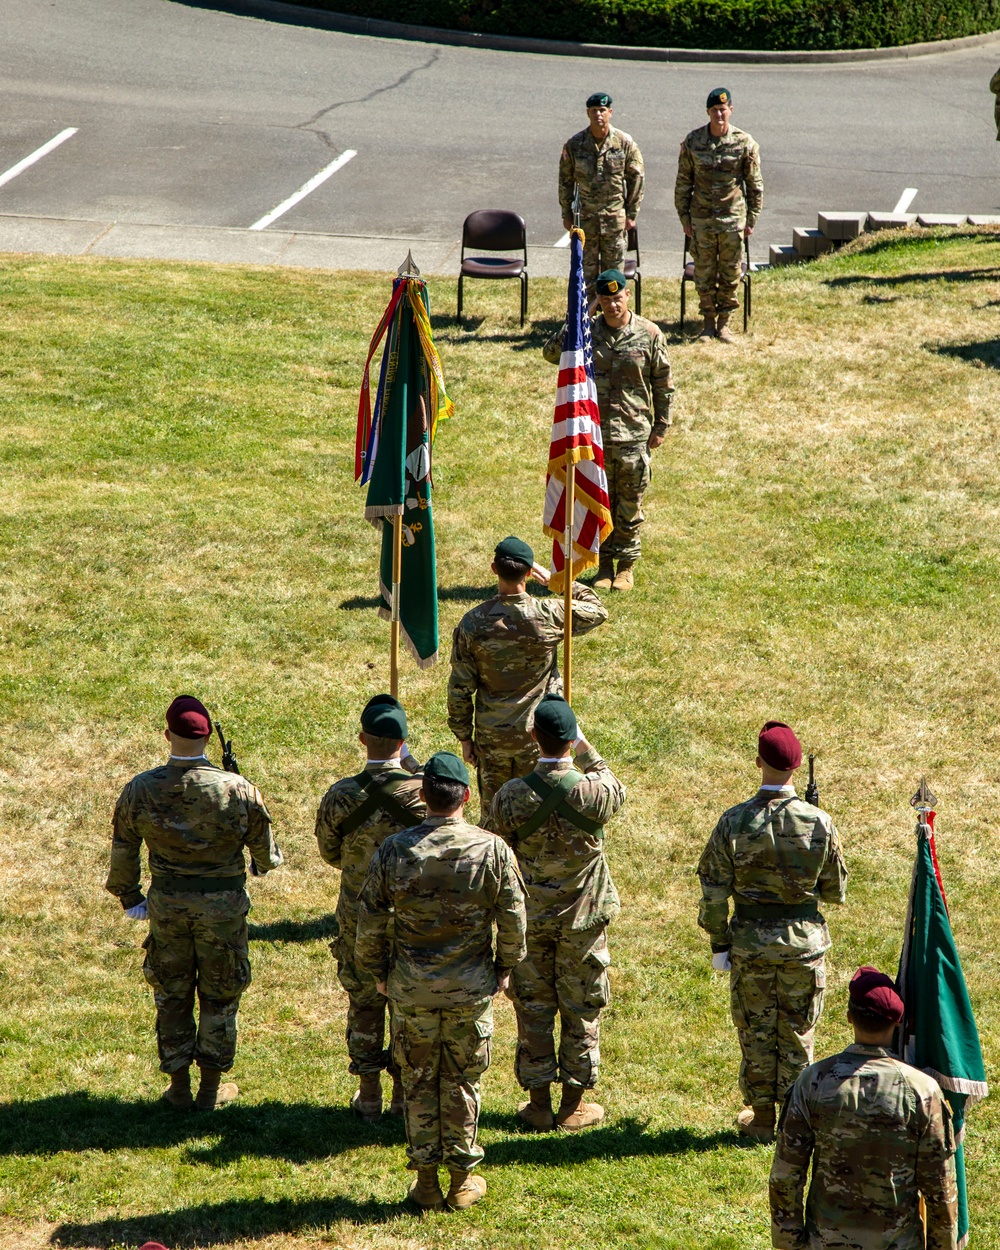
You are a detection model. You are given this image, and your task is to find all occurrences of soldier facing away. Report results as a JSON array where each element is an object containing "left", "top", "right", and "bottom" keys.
[
  {"left": 106, "top": 695, "right": 283, "bottom": 1110},
  {"left": 770, "top": 966, "right": 958, "bottom": 1250},
  {"left": 447, "top": 535, "right": 608, "bottom": 822},
  {"left": 356, "top": 751, "right": 527, "bottom": 1212},
  {"left": 697, "top": 721, "right": 846, "bottom": 1142},
  {"left": 559, "top": 92, "right": 645, "bottom": 294},
  {"left": 487, "top": 694, "right": 626, "bottom": 1132},
  {"left": 314, "top": 694, "right": 425, "bottom": 1121},
  {"left": 675, "top": 86, "right": 763, "bottom": 343},
  {"left": 543, "top": 268, "right": 674, "bottom": 591}
]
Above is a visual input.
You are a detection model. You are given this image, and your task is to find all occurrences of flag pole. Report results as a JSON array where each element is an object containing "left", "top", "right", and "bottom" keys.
[
  {"left": 390, "top": 514, "right": 402, "bottom": 696},
  {"left": 563, "top": 463, "right": 575, "bottom": 702}
]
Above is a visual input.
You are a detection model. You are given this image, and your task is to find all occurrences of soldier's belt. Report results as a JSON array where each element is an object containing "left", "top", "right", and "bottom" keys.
[
  {"left": 151, "top": 873, "right": 247, "bottom": 894},
  {"left": 733, "top": 901, "right": 819, "bottom": 922}
]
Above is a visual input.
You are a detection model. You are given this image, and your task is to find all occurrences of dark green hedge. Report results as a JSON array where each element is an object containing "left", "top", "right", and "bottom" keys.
[{"left": 303, "top": 0, "right": 1000, "bottom": 50}]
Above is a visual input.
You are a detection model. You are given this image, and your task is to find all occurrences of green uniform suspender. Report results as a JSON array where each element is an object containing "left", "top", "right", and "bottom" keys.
[
  {"left": 514, "top": 770, "right": 605, "bottom": 841},
  {"left": 337, "top": 770, "right": 417, "bottom": 837}
]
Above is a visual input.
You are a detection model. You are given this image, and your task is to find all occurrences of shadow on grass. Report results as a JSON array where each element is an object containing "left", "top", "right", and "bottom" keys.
[
  {"left": 50, "top": 1194, "right": 404, "bottom": 1247},
  {"left": 931, "top": 338, "right": 1000, "bottom": 370},
  {"left": 437, "top": 583, "right": 496, "bottom": 602},
  {"left": 248, "top": 914, "right": 337, "bottom": 943},
  {"left": 479, "top": 1113, "right": 740, "bottom": 1163},
  {"left": 339, "top": 594, "right": 382, "bottom": 611},
  {"left": 826, "top": 268, "right": 1000, "bottom": 289},
  {"left": 0, "top": 1093, "right": 404, "bottom": 1164}
]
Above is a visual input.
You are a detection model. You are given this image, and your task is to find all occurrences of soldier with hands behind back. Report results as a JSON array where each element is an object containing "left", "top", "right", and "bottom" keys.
[
  {"left": 487, "top": 694, "right": 625, "bottom": 1132},
  {"left": 314, "top": 694, "right": 425, "bottom": 1121},
  {"left": 106, "top": 695, "right": 283, "bottom": 1111},
  {"left": 697, "top": 721, "right": 846, "bottom": 1142},
  {"left": 356, "top": 752, "right": 527, "bottom": 1212}
]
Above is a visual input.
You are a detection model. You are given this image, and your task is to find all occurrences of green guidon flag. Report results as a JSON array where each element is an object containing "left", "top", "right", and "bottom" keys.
[{"left": 355, "top": 271, "right": 453, "bottom": 667}]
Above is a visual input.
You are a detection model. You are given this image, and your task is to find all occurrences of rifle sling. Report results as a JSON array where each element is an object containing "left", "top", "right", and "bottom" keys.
[
  {"left": 337, "top": 770, "right": 416, "bottom": 838},
  {"left": 516, "top": 770, "right": 604, "bottom": 840}
]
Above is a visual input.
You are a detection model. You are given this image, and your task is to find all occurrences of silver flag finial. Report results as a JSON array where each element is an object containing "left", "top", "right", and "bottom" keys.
[
  {"left": 910, "top": 776, "right": 938, "bottom": 811},
  {"left": 397, "top": 250, "right": 420, "bottom": 277}
]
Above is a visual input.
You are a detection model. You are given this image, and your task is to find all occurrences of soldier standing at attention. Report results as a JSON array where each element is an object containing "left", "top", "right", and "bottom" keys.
[
  {"left": 559, "top": 92, "right": 645, "bottom": 294},
  {"left": 543, "top": 268, "right": 674, "bottom": 591},
  {"left": 992, "top": 66, "right": 1000, "bottom": 139},
  {"left": 106, "top": 695, "right": 283, "bottom": 1111},
  {"left": 770, "top": 966, "right": 958, "bottom": 1250},
  {"left": 356, "top": 752, "right": 527, "bottom": 1212},
  {"left": 698, "top": 721, "right": 846, "bottom": 1143},
  {"left": 486, "top": 695, "right": 626, "bottom": 1132},
  {"left": 314, "top": 695, "right": 425, "bottom": 1122},
  {"left": 447, "top": 536, "right": 608, "bottom": 822},
  {"left": 675, "top": 86, "right": 763, "bottom": 343}
]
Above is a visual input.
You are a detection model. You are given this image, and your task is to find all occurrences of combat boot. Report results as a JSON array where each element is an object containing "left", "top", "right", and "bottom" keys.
[
  {"left": 195, "top": 1066, "right": 239, "bottom": 1111},
  {"left": 611, "top": 560, "right": 635, "bottom": 592},
  {"left": 593, "top": 557, "right": 615, "bottom": 591},
  {"left": 517, "top": 1084, "right": 555, "bottom": 1131},
  {"left": 736, "top": 1104, "right": 775, "bottom": 1143},
  {"left": 161, "top": 1067, "right": 193, "bottom": 1110},
  {"left": 351, "top": 1072, "right": 383, "bottom": 1122},
  {"left": 445, "top": 1169, "right": 488, "bottom": 1210},
  {"left": 556, "top": 1084, "right": 605, "bottom": 1132},
  {"left": 388, "top": 1072, "right": 405, "bottom": 1116},
  {"left": 407, "top": 1164, "right": 445, "bottom": 1211},
  {"left": 698, "top": 314, "right": 716, "bottom": 341},
  {"left": 716, "top": 312, "right": 735, "bottom": 343}
]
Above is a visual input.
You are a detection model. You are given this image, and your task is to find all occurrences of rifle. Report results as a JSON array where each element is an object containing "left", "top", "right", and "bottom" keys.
[
  {"left": 804, "top": 753, "right": 819, "bottom": 807},
  {"left": 215, "top": 721, "right": 260, "bottom": 876}
]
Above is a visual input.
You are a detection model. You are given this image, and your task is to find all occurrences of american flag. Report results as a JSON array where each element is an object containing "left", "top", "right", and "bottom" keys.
[{"left": 543, "top": 231, "right": 612, "bottom": 592}]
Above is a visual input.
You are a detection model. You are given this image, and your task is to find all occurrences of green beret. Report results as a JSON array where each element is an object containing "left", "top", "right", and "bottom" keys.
[
  {"left": 706, "top": 87, "right": 732, "bottom": 108},
  {"left": 495, "top": 535, "right": 534, "bottom": 567},
  {"left": 363, "top": 693, "right": 402, "bottom": 714},
  {"left": 533, "top": 694, "right": 578, "bottom": 742},
  {"left": 361, "top": 698, "right": 407, "bottom": 738},
  {"left": 586, "top": 93, "right": 612, "bottom": 109},
  {"left": 423, "top": 751, "right": 469, "bottom": 786},
  {"left": 595, "top": 269, "right": 627, "bottom": 295}
]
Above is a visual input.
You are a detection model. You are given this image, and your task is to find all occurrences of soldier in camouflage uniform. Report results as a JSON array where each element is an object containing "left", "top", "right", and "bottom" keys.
[
  {"left": 992, "top": 66, "right": 1000, "bottom": 139},
  {"left": 357, "top": 751, "right": 526, "bottom": 1212},
  {"left": 698, "top": 721, "right": 846, "bottom": 1142},
  {"left": 543, "top": 268, "right": 674, "bottom": 591},
  {"left": 106, "top": 695, "right": 282, "bottom": 1111},
  {"left": 771, "top": 966, "right": 958, "bottom": 1249},
  {"left": 448, "top": 535, "right": 608, "bottom": 822},
  {"left": 675, "top": 86, "right": 763, "bottom": 343},
  {"left": 315, "top": 694, "right": 425, "bottom": 1121},
  {"left": 559, "top": 92, "right": 645, "bottom": 294},
  {"left": 486, "top": 695, "right": 625, "bottom": 1132}
]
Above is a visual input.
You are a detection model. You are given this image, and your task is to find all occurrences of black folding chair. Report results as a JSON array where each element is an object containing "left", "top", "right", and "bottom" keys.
[
  {"left": 457, "top": 210, "right": 528, "bottom": 327},
  {"left": 622, "top": 225, "right": 642, "bottom": 315},
  {"left": 679, "top": 235, "right": 752, "bottom": 334}
]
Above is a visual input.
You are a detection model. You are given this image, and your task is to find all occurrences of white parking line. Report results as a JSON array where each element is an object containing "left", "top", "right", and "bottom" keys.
[
  {"left": 554, "top": 231, "right": 571, "bottom": 248},
  {"left": 0, "top": 128, "right": 78, "bottom": 190},
  {"left": 249, "top": 149, "right": 358, "bottom": 230},
  {"left": 893, "top": 187, "right": 918, "bottom": 214}
]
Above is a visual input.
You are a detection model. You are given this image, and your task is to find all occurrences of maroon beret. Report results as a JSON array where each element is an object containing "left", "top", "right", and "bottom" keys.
[
  {"left": 165, "top": 695, "right": 211, "bottom": 739},
  {"left": 849, "top": 965, "right": 904, "bottom": 1024},
  {"left": 758, "top": 720, "right": 803, "bottom": 771}
]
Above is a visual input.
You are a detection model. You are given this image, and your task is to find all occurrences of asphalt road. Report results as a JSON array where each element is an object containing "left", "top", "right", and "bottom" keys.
[{"left": 1, "top": 0, "right": 999, "bottom": 271}]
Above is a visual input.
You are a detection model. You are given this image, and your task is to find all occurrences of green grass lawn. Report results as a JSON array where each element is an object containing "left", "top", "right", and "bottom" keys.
[{"left": 1, "top": 230, "right": 999, "bottom": 1250}]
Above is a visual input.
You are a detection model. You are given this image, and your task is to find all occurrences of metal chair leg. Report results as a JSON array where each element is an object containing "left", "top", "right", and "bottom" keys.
[
  {"left": 457, "top": 274, "right": 463, "bottom": 322},
  {"left": 679, "top": 276, "right": 686, "bottom": 332},
  {"left": 520, "top": 274, "right": 526, "bottom": 328},
  {"left": 635, "top": 273, "right": 642, "bottom": 316}
]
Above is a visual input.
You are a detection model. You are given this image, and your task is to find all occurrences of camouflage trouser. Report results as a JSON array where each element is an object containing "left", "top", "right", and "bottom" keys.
[
  {"left": 730, "top": 952, "right": 826, "bottom": 1105},
  {"left": 581, "top": 217, "right": 627, "bottom": 294},
  {"left": 142, "top": 890, "right": 251, "bottom": 1074},
  {"left": 601, "top": 440, "right": 651, "bottom": 563},
  {"left": 690, "top": 226, "right": 743, "bottom": 314},
  {"left": 511, "top": 921, "right": 610, "bottom": 1089},
  {"left": 391, "top": 998, "right": 493, "bottom": 1171},
  {"left": 475, "top": 738, "right": 539, "bottom": 824},
  {"left": 331, "top": 906, "right": 399, "bottom": 1078}
]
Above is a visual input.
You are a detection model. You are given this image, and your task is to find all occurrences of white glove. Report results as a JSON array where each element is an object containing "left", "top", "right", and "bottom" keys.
[
  {"left": 125, "top": 901, "right": 148, "bottom": 921},
  {"left": 401, "top": 742, "right": 415, "bottom": 760},
  {"left": 711, "top": 950, "right": 732, "bottom": 972}
]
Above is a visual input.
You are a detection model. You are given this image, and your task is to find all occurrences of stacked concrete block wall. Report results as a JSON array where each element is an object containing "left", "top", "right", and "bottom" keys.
[{"left": 768, "top": 209, "right": 1000, "bottom": 267}]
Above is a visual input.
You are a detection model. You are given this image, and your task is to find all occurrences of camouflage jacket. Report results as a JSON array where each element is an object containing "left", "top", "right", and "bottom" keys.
[
  {"left": 992, "top": 66, "right": 1000, "bottom": 138},
  {"left": 697, "top": 786, "right": 846, "bottom": 959},
  {"left": 675, "top": 123, "right": 763, "bottom": 232},
  {"left": 447, "top": 585, "right": 607, "bottom": 749},
  {"left": 485, "top": 745, "right": 625, "bottom": 929},
  {"left": 770, "top": 1044, "right": 958, "bottom": 1250},
  {"left": 107, "top": 759, "right": 282, "bottom": 909},
  {"left": 559, "top": 126, "right": 644, "bottom": 225},
  {"left": 356, "top": 813, "right": 527, "bottom": 1008},
  {"left": 315, "top": 762, "right": 426, "bottom": 924},
  {"left": 543, "top": 311, "right": 674, "bottom": 443}
]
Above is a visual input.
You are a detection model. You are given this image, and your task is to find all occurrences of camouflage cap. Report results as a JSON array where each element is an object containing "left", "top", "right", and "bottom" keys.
[
  {"left": 586, "top": 92, "right": 612, "bottom": 109},
  {"left": 361, "top": 698, "right": 407, "bottom": 738},
  {"left": 495, "top": 535, "right": 534, "bottom": 567},
  {"left": 758, "top": 721, "right": 802, "bottom": 770},
  {"left": 849, "top": 966, "right": 904, "bottom": 1023},
  {"left": 424, "top": 751, "right": 470, "bottom": 786},
  {"left": 706, "top": 87, "right": 732, "bottom": 108},
  {"left": 533, "top": 694, "right": 578, "bottom": 742},
  {"left": 596, "top": 269, "right": 627, "bottom": 295},
  {"left": 166, "top": 695, "right": 211, "bottom": 739}
]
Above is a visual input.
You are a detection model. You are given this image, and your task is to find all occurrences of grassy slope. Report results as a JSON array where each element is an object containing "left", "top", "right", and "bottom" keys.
[{"left": 0, "top": 230, "right": 999, "bottom": 1249}]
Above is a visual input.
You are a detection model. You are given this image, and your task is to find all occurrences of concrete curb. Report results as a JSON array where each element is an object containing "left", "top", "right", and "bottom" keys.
[{"left": 187, "top": 0, "right": 1000, "bottom": 64}]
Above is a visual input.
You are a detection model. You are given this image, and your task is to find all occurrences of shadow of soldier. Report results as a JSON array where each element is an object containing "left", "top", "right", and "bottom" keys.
[
  {"left": 931, "top": 337, "right": 1000, "bottom": 370},
  {"left": 477, "top": 1113, "right": 741, "bottom": 1164},
  {"left": 248, "top": 914, "right": 338, "bottom": 943}
]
